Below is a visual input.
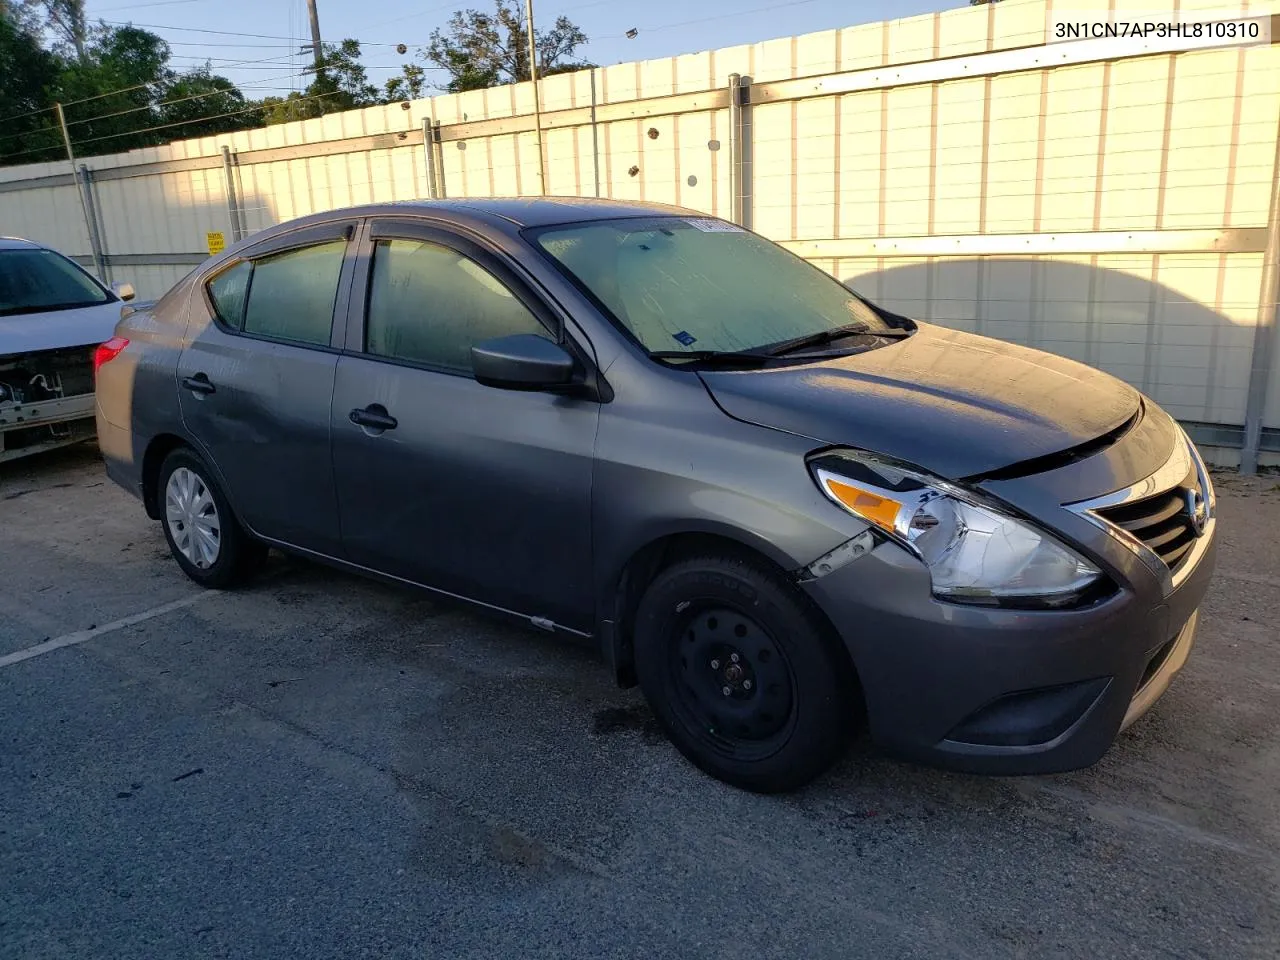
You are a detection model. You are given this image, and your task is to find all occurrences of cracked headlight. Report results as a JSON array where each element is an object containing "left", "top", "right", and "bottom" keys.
[{"left": 810, "top": 452, "right": 1104, "bottom": 607}]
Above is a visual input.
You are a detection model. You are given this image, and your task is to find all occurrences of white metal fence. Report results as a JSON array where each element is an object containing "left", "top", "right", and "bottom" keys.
[{"left": 2, "top": 0, "right": 1278, "bottom": 468}]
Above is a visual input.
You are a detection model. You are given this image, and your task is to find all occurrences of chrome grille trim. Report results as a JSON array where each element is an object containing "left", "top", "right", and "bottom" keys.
[{"left": 1065, "top": 432, "right": 1215, "bottom": 596}]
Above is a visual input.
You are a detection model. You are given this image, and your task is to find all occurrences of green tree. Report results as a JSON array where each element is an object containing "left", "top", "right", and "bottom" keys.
[
  {"left": 53, "top": 26, "right": 170, "bottom": 152},
  {"left": 157, "top": 68, "right": 261, "bottom": 137},
  {"left": 384, "top": 63, "right": 427, "bottom": 103},
  {"left": 261, "top": 38, "right": 378, "bottom": 125},
  {"left": 0, "top": 15, "right": 62, "bottom": 164},
  {"left": 1, "top": 23, "right": 273, "bottom": 165},
  {"left": 21, "top": 0, "right": 87, "bottom": 61},
  {"left": 424, "top": 0, "right": 590, "bottom": 93}
]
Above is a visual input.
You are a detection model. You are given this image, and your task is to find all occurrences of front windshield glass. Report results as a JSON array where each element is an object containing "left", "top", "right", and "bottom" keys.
[
  {"left": 530, "top": 216, "right": 893, "bottom": 355},
  {"left": 0, "top": 249, "right": 111, "bottom": 317}
]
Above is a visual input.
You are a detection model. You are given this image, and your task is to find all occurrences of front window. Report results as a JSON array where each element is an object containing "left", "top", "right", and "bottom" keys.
[
  {"left": 530, "top": 216, "right": 900, "bottom": 358},
  {"left": 364, "top": 238, "right": 550, "bottom": 374},
  {"left": 0, "top": 249, "right": 111, "bottom": 317}
]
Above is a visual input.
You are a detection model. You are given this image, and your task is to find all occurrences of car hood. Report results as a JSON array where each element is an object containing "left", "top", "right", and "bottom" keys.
[
  {"left": 697, "top": 323, "right": 1142, "bottom": 479},
  {"left": 0, "top": 301, "right": 123, "bottom": 356}
]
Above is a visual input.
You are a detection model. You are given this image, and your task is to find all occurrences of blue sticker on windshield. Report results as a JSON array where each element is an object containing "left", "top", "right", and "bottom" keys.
[{"left": 673, "top": 331, "right": 697, "bottom": 346}]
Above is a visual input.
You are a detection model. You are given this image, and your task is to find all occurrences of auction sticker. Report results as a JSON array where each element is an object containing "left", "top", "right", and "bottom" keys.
[{"left": 685, "top": 218, "right": 745, "bottom": 233}]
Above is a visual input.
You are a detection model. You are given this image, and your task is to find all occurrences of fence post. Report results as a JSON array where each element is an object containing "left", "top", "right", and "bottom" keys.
[
  {"left": 221, "top": 146, "right": 244, "bottom": 243},
  {"left": 728, "top": 74, "right": 753, "bottom": 230},
  {"left": 432, "top": 121, "right": 448, "bottom": 199},
  {"left": 422, "top": 118, "right": 439, "bottom": 199},
  {"left": 590, "top": 68, "right": 601, "bottom": 198},
  {"left": 1240, "top": 113, "right": 1280, "bottom": 475},
  {"left": 76, "top": 165, "right": 108, "bottom": 283}
]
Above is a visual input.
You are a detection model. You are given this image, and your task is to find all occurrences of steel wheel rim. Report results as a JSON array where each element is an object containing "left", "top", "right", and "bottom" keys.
[
  {"left": 164, "top": 467, "right": 221, "bottom": 569},
  {"left": 666, "top": 602, "right": 797, "bottom": 761}
]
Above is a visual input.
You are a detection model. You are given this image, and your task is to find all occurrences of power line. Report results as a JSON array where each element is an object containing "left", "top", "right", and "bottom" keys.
[
  {"left": 61, "top": 69, "right": 321, "bottom": 129},
  {"left": 0, "top": 104, "right": 60, "bottom": 127},
  {"left": 2, "top": 87, "right": 340, "bottom": 161},
  {"left": 72, "top": 88, "right": 351, "bottom": 147},
  {"left": 92, "top": 0, "right": 203, "bottom": 11},
  {"left": 100, "top": 19, "right": 405, "bottom": 46},
  {"left": 0, "top": 68, "right": 307, "bottom": 147}
]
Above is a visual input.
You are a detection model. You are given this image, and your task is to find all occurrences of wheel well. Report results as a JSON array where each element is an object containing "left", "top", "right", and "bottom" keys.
[
  {"left": 141, "top": 433, "right": 187, "bottom": 519},
  {"left": 607, "top": 533, "right": 861, "bottom": 701}
]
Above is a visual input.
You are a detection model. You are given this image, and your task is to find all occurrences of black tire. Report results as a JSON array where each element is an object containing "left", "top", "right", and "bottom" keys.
[
  {"left": 633, "top": 553, "right": 857, "bottom": 793},
  {"left": 157, "top": 446, "right": 266, "bottom": 589}
]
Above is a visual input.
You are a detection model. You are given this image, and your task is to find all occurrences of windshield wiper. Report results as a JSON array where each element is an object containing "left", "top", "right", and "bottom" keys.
[
  {"left": 761, "top": 322, "right": 874, "bottom": 357},
  {"left": 648, "top": 349, "right": 776, "bottom": 367}
]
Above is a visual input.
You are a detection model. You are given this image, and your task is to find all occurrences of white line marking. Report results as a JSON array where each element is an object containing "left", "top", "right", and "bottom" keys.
[{"left": 0, "top": 593, "right": 216, "bottom": 670}]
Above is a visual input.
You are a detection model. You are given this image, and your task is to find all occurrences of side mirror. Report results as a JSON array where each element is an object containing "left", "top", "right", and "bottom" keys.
[
  {"left": 111, "top": 280, "right": 136, "bottom": 302},
  {"left": 472, "top": 334, "right": 575, "bottom": 391}
]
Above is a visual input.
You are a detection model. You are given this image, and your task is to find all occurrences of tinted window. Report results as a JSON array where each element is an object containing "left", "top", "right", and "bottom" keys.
[
  {"left": 207, "top": 260, "right": 251, "bottom": 328},
  {"left": 365, "top": 238, "right": 549, "bottom": 373},
  {"left": 241, "top": 241, "right": 345, "bottom": 346},
  {"left": 532, "top": 217, "right": 892, "bottom": 356},
  {"left": 0, "top": 248, "right": 110, "bottom": 317}
]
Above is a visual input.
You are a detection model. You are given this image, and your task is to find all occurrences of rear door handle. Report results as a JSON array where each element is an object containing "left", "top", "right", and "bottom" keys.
[
  {"left": 182, "top": 373, "right": 215, "bottom": 395},
  {"left": 349, "top": 405, "right": 398, "bottom": 431}
]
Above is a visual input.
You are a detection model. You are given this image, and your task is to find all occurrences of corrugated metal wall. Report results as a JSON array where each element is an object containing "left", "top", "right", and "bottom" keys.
[{"left": 1, "top": 0, "right": 1278, "bottom": 463}]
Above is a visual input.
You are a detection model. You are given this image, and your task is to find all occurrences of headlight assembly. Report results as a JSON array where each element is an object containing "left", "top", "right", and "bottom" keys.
[{"left": 809, "top": 452, "right": 1105, "bottom": 608}]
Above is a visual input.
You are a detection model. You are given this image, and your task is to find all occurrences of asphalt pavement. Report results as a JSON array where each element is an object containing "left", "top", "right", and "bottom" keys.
[{"left": 2, "top": 444, "right": 1279, "bottom": 960}]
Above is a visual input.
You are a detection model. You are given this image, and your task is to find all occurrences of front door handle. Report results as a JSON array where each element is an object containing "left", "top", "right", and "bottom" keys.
[
  {"left": 349, "top": 405, "right": 398, "bottom": 431},
  {"left": 182, "top": 373, "right": 215, "bottom": 395}
]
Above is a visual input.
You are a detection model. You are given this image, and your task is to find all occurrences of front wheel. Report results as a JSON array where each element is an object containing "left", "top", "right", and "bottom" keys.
[
  {"left": 633, "top": 553, "right": 857, "bottom": 793},
  {"left": 158, "top": 447, "right": 266, "bottom": 589}
]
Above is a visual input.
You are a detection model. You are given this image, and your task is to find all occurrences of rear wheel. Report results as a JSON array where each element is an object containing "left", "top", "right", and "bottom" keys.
[
  {"left": 633, "top": 553, "right": 856, "bottom": 793},
  {"left": 158, "top": 447, "right": 265, "bottom": 589}
]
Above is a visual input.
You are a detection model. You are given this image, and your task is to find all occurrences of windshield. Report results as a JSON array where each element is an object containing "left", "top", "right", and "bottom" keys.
[
  {"left": 530, "top": 216, "right": 896, "bottom": 356},
  {"left": 0, "top": 249, "right": 111, "bottom": 317}
]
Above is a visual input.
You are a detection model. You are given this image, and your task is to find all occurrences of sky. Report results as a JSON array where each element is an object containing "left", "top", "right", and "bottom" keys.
[{"left": 80, "top": 0, "right": 958, "bottom": 94}]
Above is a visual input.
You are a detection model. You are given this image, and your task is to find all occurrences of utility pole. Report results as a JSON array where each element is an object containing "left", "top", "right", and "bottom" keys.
[
  {"left": 525, "top": 0, "right": 546, "bottom": 194},
  {"left": 306, "top": 0, "right": 323, "bottom": 68}
]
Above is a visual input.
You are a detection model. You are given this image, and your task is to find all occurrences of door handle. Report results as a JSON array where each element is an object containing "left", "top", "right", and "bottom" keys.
[
  {"left": 349, "top": 405, "right": 398, "bottom": 431},
  {"left": 182, "top": 373, "right": 215, "bottom": 395}
]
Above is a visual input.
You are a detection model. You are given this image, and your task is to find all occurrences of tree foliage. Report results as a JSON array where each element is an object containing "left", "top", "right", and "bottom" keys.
[
  {"left": 259, "top": 39, "right": 379, "bottom": 124},
  {"left": 425, "top": 0, "right": 590, "bottom": 93},
  {"left": 1, "top": 0, "right": 592, "bottom": 169}
]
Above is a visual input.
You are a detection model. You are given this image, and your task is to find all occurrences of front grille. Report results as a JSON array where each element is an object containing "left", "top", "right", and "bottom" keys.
[{"left": 1094, "top": 466, "right": 1201, "bottom": 571}]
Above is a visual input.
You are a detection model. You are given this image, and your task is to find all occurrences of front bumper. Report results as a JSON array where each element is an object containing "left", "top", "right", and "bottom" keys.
[{"left": 800, "top": 517, "right": 1216, "bottom": 775}]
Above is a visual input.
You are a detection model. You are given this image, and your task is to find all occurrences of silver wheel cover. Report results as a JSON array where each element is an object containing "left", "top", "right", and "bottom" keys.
[{"left": 164, "top": 466, "right": 221, "bottom": 569}]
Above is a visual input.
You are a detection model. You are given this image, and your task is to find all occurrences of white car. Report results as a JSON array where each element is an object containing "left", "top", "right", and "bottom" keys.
[{"left": 0, "top": 237, "right": 139, "bottom": 462}]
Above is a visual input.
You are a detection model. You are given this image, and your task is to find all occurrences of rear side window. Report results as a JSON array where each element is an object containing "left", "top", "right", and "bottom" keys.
[
  {"left": 205, "top": 240, "right": 346, "bottom": 347},
  {"left": 365, "top": 238, "right": 549, "bottom": 373},
  {"left": 207, "top": 261, "right": 251, "bottom": 328}
]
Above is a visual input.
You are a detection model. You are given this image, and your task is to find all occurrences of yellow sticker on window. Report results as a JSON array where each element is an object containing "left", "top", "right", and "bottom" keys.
[{"left": 206, "top": 231, "right": 226, "bottom": 256}]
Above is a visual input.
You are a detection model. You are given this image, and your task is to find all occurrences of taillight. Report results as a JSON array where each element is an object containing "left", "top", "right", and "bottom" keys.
[{"left": 93, "top": 336, "right": 129, "bottom": 379}]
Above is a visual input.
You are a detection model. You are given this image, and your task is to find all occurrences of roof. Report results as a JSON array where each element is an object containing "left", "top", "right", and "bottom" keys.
[
  {"left": 422, "top": 196, "right": 696, "bottom": 227},
  {"left": 0, "top": 237, "right": 41, "bottom": 251},
  {"left": 276, "top": 197, "right": 698, "bottom": 233}
]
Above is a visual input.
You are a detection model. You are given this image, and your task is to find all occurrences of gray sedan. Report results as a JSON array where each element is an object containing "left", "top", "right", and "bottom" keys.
[{"left": 95, "top": 198, "right": 1216, "bottom": 792}]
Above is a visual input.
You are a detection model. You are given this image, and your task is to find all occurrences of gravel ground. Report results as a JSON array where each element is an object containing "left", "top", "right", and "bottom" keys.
[{"left": 2, "top": 444, "right": 1278, "bottom": 960}]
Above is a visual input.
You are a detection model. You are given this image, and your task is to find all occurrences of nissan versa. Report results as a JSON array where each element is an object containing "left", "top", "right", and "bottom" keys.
[{"left": 95, "top": 198, "right": 1216, "bottom": 793}]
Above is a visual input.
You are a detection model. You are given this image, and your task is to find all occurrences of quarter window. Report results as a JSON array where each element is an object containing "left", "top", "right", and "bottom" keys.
[
  {"left": 206, "top": 260, "right": 250, "bottom": 328},
  {"left": 205, "top": 240, "right": 346, "bottom": 347},
  {"left": 365, "top": 238, "right": 549, "bottom": 373}
]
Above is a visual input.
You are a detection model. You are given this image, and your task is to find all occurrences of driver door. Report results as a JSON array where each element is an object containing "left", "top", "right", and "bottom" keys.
[{"left": 329, "top": 219, "right": 600, "bottom": 632}]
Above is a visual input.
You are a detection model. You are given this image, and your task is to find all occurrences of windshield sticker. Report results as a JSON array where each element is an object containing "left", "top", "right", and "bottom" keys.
[
  {"left": 684, "top": 218, "right": 745, "bottom": 233},
  {"left": 672, "top": 331, "right": 698, "bottom": 346}
]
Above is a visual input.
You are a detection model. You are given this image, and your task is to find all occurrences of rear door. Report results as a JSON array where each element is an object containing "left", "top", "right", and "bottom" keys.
[
  {"left": 177, "top": 220, "right": 358, "bottom": 556},
  {"left": 329, "top": 218, "right": 599, "bottom": 631}
]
